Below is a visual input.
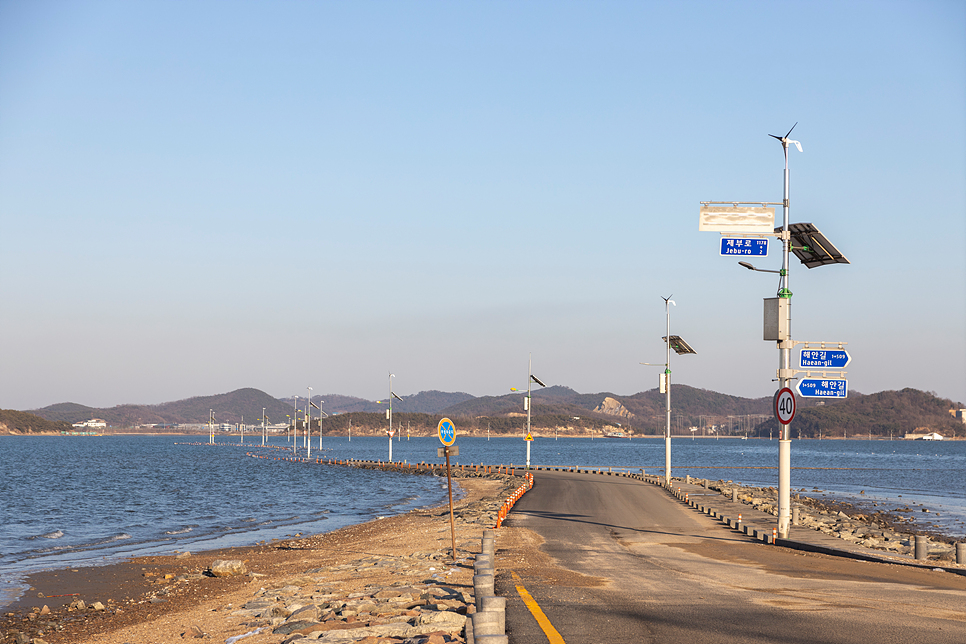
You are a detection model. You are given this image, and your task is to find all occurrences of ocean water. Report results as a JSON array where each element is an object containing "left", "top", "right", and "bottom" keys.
[{"left": 2, "top": 433, "right": 964, "bottom": 608}]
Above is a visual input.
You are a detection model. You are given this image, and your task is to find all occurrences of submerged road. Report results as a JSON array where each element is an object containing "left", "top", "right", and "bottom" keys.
[{"left": 496, "top": 470, "right": 966, "bottom": 644}]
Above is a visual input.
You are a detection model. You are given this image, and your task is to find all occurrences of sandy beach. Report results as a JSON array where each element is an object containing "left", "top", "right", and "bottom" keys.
[{"left": 2, "top": 474, "right": 520, "bottom": 644}]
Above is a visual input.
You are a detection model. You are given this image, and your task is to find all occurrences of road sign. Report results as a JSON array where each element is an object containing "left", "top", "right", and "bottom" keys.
[
  {"left": 437, "top": 417, "right": 456, "bottom": 446},
  {"left": 720, "top": 238, "right": 768, "bottom": 256},
  {"left": 524, "top": 432, "right": 533, "bottom": 441},
  {"left": 800, "top": 349, "right": 851, "bottom": 369},
  {"left": 774, "top": 388, "right": 796, "bottom": 425},
  {"left": 797, "top": 379, "right": 848, "bottom": 398}
]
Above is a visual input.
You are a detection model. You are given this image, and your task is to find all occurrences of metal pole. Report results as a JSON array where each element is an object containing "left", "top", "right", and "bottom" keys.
[
  {"left": 445, "top": 445, "right": 457, "bottom": 562},
  {"left": 388, "top": 373, "right": 394, "bottom": 462},
  {"left": 665, "top": 300, "right": 672, "bottom": 485},
  {"left": 526, "top": 354, "right": 532, "bottom": 469},
  {"left": 777, "top": 134, "right": 793, "bottom": 539},
  {"left": 262, "top": 407, "right": 266, "bottom": 446},
  {"left": 306, "top": 387, "right": 312, "bottom": 459},
  {"left": 292, "top": 396, "right": 297, "bottom": 454}
]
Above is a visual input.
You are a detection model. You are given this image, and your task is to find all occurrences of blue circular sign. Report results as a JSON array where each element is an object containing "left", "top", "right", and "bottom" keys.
[{"left": 437, "top": 418, "right": 456, "bottom": 446}]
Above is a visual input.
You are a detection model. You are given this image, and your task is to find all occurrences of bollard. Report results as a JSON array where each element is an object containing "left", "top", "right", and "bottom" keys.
[
  {"left": 475, "top": 561, "right": 494, "bottom": 576},
  {"left": 792, "top": 507, "right": 800, "bottom": 526},
  {"left": 474, "top": 574, "right": 495, "bottom": 611},
  {"left": 483, "top": 528, "right": 495, "bottom": 540},
  {"left": 481, "top": 596, "right": 507, "bottom": 633},
  {"left": 772, "top": 527, "right": 777, "bottom": 543},
  {"left": 686, "top": 475, "right": 691, "bottom": 484},
  {"left": 732, "top": 488, "right": 738, "bottom": 503},
  {"left": 466, "top": 615, "right": 475, "bottom": 644},
  {"left": 957, "top": 542, "right": 965, "bottom": 565},
  {"left": 476, "top": 636, "right": 509, "bottom": 644},
  {"left": 915, "top": 535, "right": 928, "bottom": 560},
  {"left": 473, "top": 610, "right": 501, "bottom": 636},
  {"left": 482, "top": 538, "right": 495, "bottom": 556}
]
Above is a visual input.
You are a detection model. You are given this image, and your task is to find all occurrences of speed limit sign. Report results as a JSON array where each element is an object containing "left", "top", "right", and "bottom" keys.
[{"left": 774, "top": 388, "right": 796, "bottom": 425}]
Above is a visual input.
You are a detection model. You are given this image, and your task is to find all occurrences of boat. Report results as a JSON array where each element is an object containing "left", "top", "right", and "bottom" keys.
[{"left": 604, "top": 431, "right": 626, "bottom": 438}]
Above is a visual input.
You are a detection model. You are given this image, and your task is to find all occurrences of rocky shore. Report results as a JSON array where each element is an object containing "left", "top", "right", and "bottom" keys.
[
  {"left": 1, "top": 471, "right": 524, "bottom": 644},
  {"left": 684, "top": 476, "right": 963, "bottom": 561}
]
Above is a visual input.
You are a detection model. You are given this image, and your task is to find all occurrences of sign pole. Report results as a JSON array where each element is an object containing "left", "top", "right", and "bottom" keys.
[
  {"left": 444, "top": 446, "right": 456, "bottom": 562},
  {"left": 776, "top": 130, "right": 795, "bottom": 540},
  {"left": 437, "top": 418, "right": 458, "bottom": 562}
]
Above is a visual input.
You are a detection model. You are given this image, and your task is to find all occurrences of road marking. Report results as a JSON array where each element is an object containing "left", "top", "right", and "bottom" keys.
[{"left": 511, "top": 570, "right": 566, "bottom": 644}]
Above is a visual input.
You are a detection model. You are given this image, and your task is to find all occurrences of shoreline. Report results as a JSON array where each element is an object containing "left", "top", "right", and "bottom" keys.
[{"left": 0, "top": 473, "right": 523, "bottom": 644}]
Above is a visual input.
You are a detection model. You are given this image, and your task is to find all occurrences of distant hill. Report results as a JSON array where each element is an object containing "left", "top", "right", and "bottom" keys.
[
  {"left": 30, "top": 388, "right": 296, "bottom": 427},
  {"left": 0, "top": 409, "right": 73, "bottom": 434},
  {"left": 22, "top": 386, "right": 964, "bottom": 438},
  {"left": 755, "top": 388, "right": 965, "bottom": 439}
]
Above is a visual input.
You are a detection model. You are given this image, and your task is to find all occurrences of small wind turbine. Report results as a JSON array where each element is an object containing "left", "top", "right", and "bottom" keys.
[{"left": 769, "top": 122, "right": 802, "bottom": 153}]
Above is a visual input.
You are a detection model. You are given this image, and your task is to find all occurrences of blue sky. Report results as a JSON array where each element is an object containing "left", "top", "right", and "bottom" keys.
[{"left": 1, "top": 0, "right": 964, "bottom": 410}]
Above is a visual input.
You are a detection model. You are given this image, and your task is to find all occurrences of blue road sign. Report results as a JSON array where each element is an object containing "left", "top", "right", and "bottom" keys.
[
  {"left": 720, "top": 238, "right": 768, "bottom": 256},
  {"left": 797, "top": 379, "right": 848, "bottom": 398},
  {"left": 800, "top": 349, "right": 851, "bottom": 369},
  {"left": 437, "top": 417, "right": 456, "bottom": 446}
]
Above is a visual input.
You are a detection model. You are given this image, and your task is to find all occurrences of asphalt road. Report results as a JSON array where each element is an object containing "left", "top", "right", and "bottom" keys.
[{"left": 497, "top": 470, "right": 966, "bottom": 644}]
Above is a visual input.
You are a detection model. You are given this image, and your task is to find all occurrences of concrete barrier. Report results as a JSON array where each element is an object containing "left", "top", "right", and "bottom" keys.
[
  {"left": 474, "top": 574, "right": 494, "bottom": 612},
  {"left": 958, "top": 542, "right": 965, "bottom": 565},
  {"left": 915, "top": 535, "right": 928, "bottom": 560},
  {"left": 481, "top": 595, "right": 507, "bottom": 633}
]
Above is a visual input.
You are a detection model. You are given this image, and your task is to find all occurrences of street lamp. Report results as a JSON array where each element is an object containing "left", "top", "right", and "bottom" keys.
[
  {"left": 641, "top": 296, "right": 696, "bottom": 485},
  {"left": 510, "top": 354, "right": 546, "bottom": 469},
  {"left": 380, "top": 373, "right": 404, "bottom": 461},
  {"left": 721, "top": 125, "right": 849, "bottom": 539},
  {"left": 306, "top": 387, "right": 312, "bottom": 459}
]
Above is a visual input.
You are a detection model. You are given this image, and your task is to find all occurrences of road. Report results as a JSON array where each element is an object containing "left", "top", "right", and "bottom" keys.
[{"left": 496, "top": 470, "right": 966, "bottom": 644}]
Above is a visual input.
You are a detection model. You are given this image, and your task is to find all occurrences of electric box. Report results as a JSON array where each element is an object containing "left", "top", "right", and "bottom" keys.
[{"left": 763, "top": 297, "right": 790, "bottom": 341}]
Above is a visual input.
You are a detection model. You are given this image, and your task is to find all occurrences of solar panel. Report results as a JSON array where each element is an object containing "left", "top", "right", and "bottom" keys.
[
  {"left": 663, "top": 335, "right": 697, "bottom": 355},
  {"left": 778, "top": 223, "right": 850, "bottom": 269}
]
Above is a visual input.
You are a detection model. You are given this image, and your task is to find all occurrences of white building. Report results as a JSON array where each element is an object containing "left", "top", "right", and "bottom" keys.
[{"left": 72, "top": 418, "right": 107, "bottom": 429}]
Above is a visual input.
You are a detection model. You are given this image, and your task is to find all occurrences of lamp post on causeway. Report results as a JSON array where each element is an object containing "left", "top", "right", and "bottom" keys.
[
  {"left": 310, "top": 399, "right": 326, "bottom": 451},
  {"left": 306, "top": 387, "right": 312, "bottom": 459},
  {"left": 261, "top": 407, "right": 266, "bottom": 446},
  {"left": 384, "top": 373, "right": 403, "bottom": 462},
  {"left": 701, "top": 124, "right": 849, "bottom": 539},
  {"left": 510, "top": 353, "right": 546, "bottom": 470},
  {"left": 292, "top": 396, "right": 298, "bottom": 454},
  {"left": 641, "top": 296, "right": 696, "bottom": 486}
]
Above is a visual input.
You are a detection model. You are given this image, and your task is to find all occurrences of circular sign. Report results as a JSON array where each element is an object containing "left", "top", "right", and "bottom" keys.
[
  {"left": 437, "top": 417, "right": 456, "bottom": 446},
  {"left": 774, "top": 388, "right": 796, "bottom": 425}
]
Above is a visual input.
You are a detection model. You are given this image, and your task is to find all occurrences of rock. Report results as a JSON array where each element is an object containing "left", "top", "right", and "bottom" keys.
[
  {"left": 186, "top": 624, "right": 205, "bottom": 638},
  {"left": 91, "top": 602, "right": 106, "bottom": 611},
  {"left": 210, "top": 559, "right": 247, "bottom": 577},
  {"left": 176, "top": 551, "right": 191, "bottom": 558},
  {"left": 39, "top": 605, "right": 50, "bottom": 616}
]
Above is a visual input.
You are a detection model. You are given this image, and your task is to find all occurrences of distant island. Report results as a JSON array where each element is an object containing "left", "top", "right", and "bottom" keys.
[{"left": 3, "top": 386, "right": 964, "bottom": 440}]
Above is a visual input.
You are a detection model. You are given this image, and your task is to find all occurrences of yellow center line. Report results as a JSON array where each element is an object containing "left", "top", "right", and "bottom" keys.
[{"left": 511, "top": 570, "right": 567, "bottom": 644}]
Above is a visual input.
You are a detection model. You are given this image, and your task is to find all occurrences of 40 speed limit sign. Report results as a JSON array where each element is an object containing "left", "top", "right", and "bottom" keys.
[{"left": 774, "top": 387, "right": 796, "bottom": 425}]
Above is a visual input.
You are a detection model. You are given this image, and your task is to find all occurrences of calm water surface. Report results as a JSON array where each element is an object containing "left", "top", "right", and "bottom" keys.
[{"left": 1, "top": 433, "right": 964, "bottom": 608}]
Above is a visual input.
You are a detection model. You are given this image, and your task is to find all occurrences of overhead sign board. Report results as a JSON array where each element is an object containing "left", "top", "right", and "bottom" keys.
[
  {"left": 800, "top": 349, "right": 851, "bottom": 369},
  {"left": 797, "top": 379, "right": 848, "bottom": 398},
  {"left": 721, "top": 238, "right": 768, "bottom": 256},
  {"left": 699, "top": 206, "right": 775, "bottom": 233},
  {"left": 437, "top": 417, "right": 456, "bottom": 446}
]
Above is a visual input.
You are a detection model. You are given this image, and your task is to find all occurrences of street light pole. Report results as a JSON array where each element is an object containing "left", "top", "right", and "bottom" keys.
[
  {"left": 388, "top": 373, "right": 394, "bottom": 462},
  {"left": 306, "top": 387, "right": 312, "bottom": 459},
  {"left": 262, "top": 407, "right": 266, "bottom": 446},
  {"left": 664, "top": 297, "right": 672, "bottom": 485},
  {"left": 771, "top": 126, "right": 800, "bottom": 539},
  {"left": 292, "top": 395, "right": 298, "bottom": 454}
]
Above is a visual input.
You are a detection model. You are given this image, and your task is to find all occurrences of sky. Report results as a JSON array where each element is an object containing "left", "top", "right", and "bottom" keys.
[{"left": 1, "top": 0, "right": 964, "bottom": 410}]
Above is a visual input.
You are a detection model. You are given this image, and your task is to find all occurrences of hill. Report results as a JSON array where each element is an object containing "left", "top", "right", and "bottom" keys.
[
  {"left": 754, "top": 388, "right": 965, "bottom": 439},
  {"left": 0, "top": 409, "right": 73, "bottom": 434},
  {"left": 30, "top": 388, "right": 296, "bottom": 427}
]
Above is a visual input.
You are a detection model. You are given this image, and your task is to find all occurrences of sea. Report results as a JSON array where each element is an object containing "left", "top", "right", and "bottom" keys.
[{"left": 2, "top": 433, "right": 965, "bottom": 608}]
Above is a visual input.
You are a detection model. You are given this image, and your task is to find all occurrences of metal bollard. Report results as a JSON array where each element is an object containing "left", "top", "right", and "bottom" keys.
[
  {"left": 474, "top": 574, "right": 495, "bottom": 612},
  {"left": 481, "top": 595, "right": 507, "bottom": 633},
  {"left": 915, "top": 535, "right": 928, "bottom": 560},
  {"left": 958, "top": 542, "right": 965, "bottom": 565}
]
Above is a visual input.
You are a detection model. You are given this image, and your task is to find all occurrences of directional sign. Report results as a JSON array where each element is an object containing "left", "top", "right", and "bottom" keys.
[
  {"left": 800, "top": 349, "right": 851, "bottom": 369},
  {"left": 797, "top": 379, "right": 848, "bottom": 398},
  {"left": 720, "top": 238, "right": 768, "bottom": 256},
  {"left": 437, "top": 417, "right": 456, "bottom": 446},
  {"left": 774, "top": 388, "right": 796, "bottom": 425}
]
